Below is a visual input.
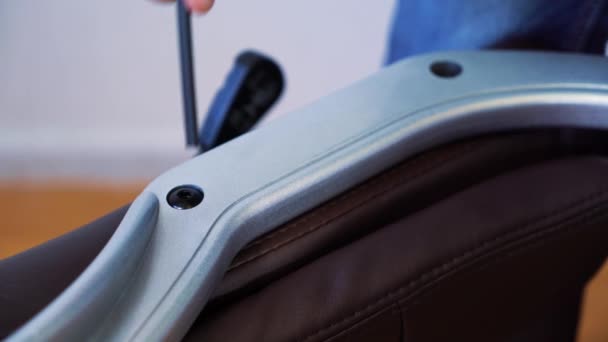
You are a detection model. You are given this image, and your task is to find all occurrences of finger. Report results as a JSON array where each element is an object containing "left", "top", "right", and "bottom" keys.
[
  {"left": 186, "top": 0, "right": 214, "bottom": 13},
  {"left": 151, "top": 0, "right": 214, "bottom": 14}
]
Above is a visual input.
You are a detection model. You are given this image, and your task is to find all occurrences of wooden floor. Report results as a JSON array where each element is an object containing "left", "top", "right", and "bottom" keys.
[
  {"left": 0, "top": 181, "right": 144, "bottom": 257},
  {"left": 0, "top": 182, "right": 607, "bottom": 341}
]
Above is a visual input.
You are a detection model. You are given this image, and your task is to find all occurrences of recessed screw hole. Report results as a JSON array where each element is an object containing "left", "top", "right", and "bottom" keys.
[{"left": 430, "top": 60, "right": 462, "bottom": 78}]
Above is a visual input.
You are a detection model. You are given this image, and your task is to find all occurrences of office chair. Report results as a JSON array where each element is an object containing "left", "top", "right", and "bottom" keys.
[{"left": 2, "top": 51, "right": 608, "bottom": 341}]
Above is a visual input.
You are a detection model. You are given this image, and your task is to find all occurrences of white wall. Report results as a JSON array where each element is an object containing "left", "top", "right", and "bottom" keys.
[{"left": 0, "top": 0, "right": 394, "bottom": 181}]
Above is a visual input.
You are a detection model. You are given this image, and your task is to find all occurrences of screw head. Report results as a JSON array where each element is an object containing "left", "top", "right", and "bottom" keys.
[
  {"left": 167, "top": 185, "right": 204, "bottom": 210},
  {"left": 429, "top": 60, "right": 462, "bottom": 78}
]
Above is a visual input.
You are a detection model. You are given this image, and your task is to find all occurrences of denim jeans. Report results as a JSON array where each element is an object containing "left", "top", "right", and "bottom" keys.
[{"left": 386, "top": 0, "right": 608, "bottom": 64}]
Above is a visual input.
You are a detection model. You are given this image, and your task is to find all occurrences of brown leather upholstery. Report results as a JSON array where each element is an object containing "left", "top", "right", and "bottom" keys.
[
  {"left": 2, "top": 129, "right": 608, "bottom": 341},
  {"left": 186, "top": 129, "right": 608, "bottom": 341},
  {"left": 187, "top": 157, "right": 608, "bottom": 341}
]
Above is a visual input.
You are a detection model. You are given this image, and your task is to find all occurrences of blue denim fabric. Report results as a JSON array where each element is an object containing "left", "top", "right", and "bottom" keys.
[{"left": 386, "top": 0, "right": 608, "bottom": 64}]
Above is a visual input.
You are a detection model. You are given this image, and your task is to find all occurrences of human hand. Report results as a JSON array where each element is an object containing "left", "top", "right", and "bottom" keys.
[{"left": 154, "top": 0, "right": 214, "bottom": 14}]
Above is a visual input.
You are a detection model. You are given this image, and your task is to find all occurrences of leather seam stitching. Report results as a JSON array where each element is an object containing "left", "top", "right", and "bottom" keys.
[
  {"left": 323, "top": 204, "right": 608, "bottom": 342},
  {"left": 241, "top": 141, "right": 480, "bottom": 249},
  {"left": 301, "top": 188, "right": 608, "bottom": 341},
  {"left": 397, "top": 203, "right": 608, "bottom": 313},
  {"left": 227, "top": 142, "right": 483, "bottom": 272}
]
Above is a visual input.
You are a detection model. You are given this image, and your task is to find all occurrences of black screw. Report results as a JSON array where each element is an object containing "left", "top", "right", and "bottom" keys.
[
  {"left": 167, "top": 185, "right": 204, "bottom": 210},
  {"left": 430, "top": 60, "right": 462, "bottom": 78}
]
